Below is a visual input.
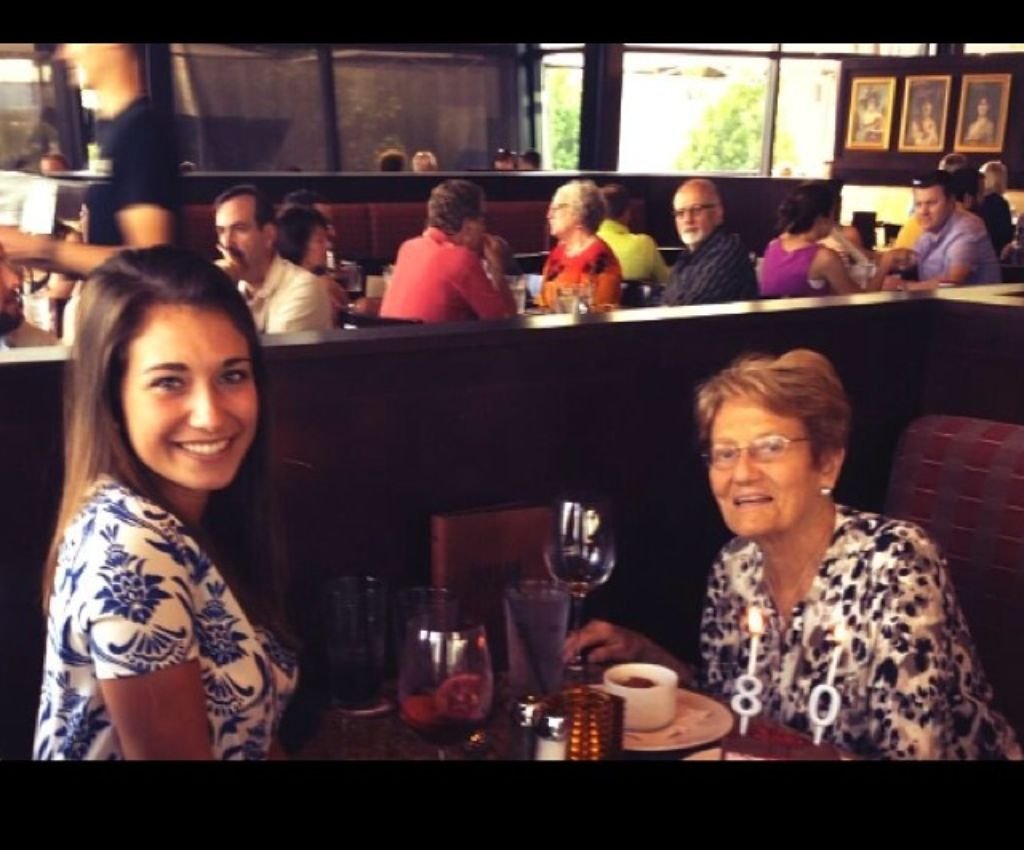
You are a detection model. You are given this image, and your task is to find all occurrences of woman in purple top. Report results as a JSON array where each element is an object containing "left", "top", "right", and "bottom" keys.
[{"left": 759, "top": 183, "right": 895, "bottom": 298}]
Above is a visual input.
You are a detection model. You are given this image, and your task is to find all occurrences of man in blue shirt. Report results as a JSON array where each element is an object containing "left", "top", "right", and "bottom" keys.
[{"left": 886, "top": 171, "right": 1001, "bottom": 291}]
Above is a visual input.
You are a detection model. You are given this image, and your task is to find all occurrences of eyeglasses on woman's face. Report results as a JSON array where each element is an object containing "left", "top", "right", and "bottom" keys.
[{"left": 702, "top": 434, "right": 810, "bottom": 470}]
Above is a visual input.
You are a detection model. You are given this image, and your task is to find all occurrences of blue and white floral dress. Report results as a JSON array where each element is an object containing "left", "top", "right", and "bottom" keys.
[{"left": 34, "top": 479, "right": 298, "bottom": 760}]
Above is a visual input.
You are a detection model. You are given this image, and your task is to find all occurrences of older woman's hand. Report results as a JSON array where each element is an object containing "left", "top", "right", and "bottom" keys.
[
  {"left": 564, "top": 619, "right": 649, "bottom": 666},
  {"left": 566, "top": 619, "right": 697, "bottom": 685}
]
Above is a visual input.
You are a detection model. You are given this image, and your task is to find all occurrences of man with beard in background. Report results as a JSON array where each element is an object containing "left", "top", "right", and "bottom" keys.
[{"left": 661, "top": 178, "right": 758, "bottom": 307}]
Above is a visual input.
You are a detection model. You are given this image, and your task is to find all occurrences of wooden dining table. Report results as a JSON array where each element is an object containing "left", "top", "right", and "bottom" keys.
[
  {"left": 293, "top": 679, "right": 516, "bottom": 761},
  {"left": 291, "top": 677, "right": 727, "bottom": 761}
]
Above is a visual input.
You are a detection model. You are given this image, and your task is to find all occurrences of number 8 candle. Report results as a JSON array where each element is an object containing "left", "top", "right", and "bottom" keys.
[{"left": 731, "top": 605, "right": 765, "bottom": 735}]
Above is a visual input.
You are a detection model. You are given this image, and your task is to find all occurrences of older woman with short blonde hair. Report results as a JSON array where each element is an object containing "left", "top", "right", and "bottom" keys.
[
  {"left": 570, "top": 348, "right": 1021, "bottom": 760},
  {"left": 694, "top": 348, "right": 850, "bottom": 464},
  {"left": 539, "top": 179, "right": 622, "bottom": 310}
]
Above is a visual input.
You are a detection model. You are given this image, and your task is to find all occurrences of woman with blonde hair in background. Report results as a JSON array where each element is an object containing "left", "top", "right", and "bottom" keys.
[
  {"left": 539, "top": 179, "right": 622, "bottom": 311},
  {"left": 978, "top": 161, "right": 1014, "bottom": 257}
]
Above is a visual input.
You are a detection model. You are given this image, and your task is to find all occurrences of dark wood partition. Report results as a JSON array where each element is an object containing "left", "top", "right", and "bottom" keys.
[
  {"left": 0, "top": 352, "right": 63, "bottom": 762},
  {"left": 923, "top": 292, "right": 1024, "bottom": 421},
  {"left": 4, "top": 287, "right": 1023, "bottom": 758}
]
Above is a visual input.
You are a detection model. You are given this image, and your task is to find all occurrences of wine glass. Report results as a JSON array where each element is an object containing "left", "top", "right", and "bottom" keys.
[
  {"left": 337, "top": 260, "right": 365, "bottom": 301},
  {"left": 397, "top": 610, "right": 494, "bottom": 759},
  {"left": 545, "top": 497, "right": 616, "bottom": 680}
]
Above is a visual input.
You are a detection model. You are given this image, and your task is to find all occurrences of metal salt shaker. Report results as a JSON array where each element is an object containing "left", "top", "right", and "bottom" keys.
[{"left": 534, "top": 707, "right": 569, "bottom": 761}]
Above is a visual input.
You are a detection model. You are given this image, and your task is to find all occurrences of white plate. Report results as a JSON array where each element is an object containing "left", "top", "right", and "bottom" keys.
[
  {"left": 682, "top": 741, "right": 855, "bottom": 761},
  {"left": 614, "top": 688, "right": 734, "bottom": 753}
]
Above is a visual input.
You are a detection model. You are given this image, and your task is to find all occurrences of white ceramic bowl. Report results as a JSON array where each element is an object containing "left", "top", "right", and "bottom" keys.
[{"left": 603, "top": 663, "right": 679, "bottom": 731}]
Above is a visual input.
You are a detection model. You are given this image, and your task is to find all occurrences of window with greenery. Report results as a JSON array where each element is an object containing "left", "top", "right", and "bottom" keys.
[
  {"left": 614, "top": 43, "right": 930, "bottom": 175},
  {"left": 619, "top": 52, "right": 770, "bottom": 173},
  {"left": 67, "top": 42, "right": 941, "bottom": 175},
  {"left": 772, "top": 59, "right": 839, "bottom": 178},
  {"left": 538, "top": 50, "right": 583, "bottom": 170}
]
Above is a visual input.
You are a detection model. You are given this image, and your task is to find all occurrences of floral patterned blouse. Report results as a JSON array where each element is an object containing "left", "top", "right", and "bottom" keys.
[
  {"left": 34, "top": 479, "right": 298, "bottom": 760},
  {"left": 699, "top": 506, "right": 1021, "bottom": 760},
  {"left": 539, "top": 237, "right": 622, "bottom": 310}
]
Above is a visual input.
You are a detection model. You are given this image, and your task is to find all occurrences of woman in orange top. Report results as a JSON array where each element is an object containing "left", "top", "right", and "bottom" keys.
[{"left": 540, "top": 179, "right": 622, "bottom": 311}]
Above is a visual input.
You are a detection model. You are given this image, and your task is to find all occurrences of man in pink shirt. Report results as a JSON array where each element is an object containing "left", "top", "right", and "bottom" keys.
[{"left": 380, "top": 180, "right": 516, "bottom": 324}]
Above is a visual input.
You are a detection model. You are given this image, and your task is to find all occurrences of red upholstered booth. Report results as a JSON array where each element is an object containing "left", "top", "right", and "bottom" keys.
[
  {"left": 367, "top": 202, "right": 426, "bottom": 261},
  {"left": 176, "top": 198, "right": 646, "bottom": 266},
  {"left": 179, "top": 202, "right": 376, "bottom": 262},
  {"left": 481, "top": 200, "right": 550, "bottom": 259},
  {"left": 328, "top": 204, "right": 373, "bottom": 260},
  {"left": 885, "top": 415, "right": 1024, "bottom": 740}
]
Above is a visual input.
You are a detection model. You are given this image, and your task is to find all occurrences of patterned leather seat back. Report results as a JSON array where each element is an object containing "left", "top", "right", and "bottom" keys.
[{"left": 885, "top": 414, "right": 1024, "bottom": 739}]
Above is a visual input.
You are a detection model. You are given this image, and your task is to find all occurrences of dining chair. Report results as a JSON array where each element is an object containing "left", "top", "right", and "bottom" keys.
[{"left": 430, "top": 503, "right": 553, "bottom": 669}]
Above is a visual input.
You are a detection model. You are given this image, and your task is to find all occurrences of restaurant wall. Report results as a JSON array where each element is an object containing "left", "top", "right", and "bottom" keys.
[{"left": 835, "top": 54, "right": 1024, "bottom": 186}]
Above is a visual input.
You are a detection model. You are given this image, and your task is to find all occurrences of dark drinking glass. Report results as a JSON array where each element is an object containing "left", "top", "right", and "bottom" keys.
[{"left": 324, "top": 576, "right": 389, "bottom": 711}]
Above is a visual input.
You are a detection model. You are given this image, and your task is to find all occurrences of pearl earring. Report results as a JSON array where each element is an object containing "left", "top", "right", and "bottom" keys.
[{"left": 820, "top": 486, "right": 833, "bottom": 497}]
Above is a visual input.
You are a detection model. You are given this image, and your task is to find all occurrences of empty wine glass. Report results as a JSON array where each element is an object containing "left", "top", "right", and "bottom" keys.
[
  {"left": 398, "top": 610, "right": 494, "bottom": 759},
  {"left": 545, "top": 497, "right": 616, "bottom": 680}
]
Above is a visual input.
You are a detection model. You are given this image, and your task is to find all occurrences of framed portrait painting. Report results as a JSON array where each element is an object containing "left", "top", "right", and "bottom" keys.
[
  {"left": 845, "top": 77, "right": 896, "bottom": 151},
  {"left": 955, "top": 74, "right": 1011, "bottom": 153},
  {"left": 898, "top": 75, "right": 950, "bottom": 153}
]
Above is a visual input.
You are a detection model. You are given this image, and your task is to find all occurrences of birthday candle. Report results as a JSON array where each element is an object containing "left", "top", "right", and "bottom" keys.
[{"left": 746, "top": 605, "right": 764, "bottom": 676}]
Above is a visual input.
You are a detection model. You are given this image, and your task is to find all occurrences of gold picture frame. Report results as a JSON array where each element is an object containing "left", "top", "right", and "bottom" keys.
[
  {"left": 898, "top": 75, "right": 950, "bottom": 153},
  {"left": 955, "top": 74, "right": 1011, "bottom": 153},
  {"left": 845, "top": 77, "right": 896, "bottom": 151}
]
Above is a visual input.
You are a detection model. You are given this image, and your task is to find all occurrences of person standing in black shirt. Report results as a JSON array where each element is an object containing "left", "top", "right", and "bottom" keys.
[{"left": 0, "top": 44, "right": 178, "bottom": 275}]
